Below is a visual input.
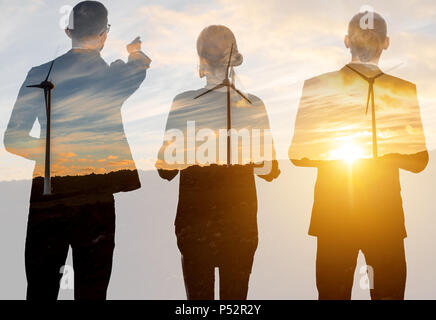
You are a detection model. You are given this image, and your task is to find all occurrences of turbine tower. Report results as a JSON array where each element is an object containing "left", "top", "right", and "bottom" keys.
[
  {"left": 27, "top": 59, "right": 56, "bottom": 195},
  {"left": 194, "top": 44, "right": 252, "bottom": 166}
]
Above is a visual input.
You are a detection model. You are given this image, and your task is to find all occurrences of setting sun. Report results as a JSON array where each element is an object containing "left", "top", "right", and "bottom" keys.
[{"left": 329, "top": 143, "right": 364, "bottom": 163}]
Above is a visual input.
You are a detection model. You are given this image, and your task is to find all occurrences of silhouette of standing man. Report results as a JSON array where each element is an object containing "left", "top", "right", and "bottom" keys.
[
  {"left": 289, "top": 11, "right": 428, "bottom": 299},
  {"left": 4, "top": 1, "right": 151, "bottom": 300}
]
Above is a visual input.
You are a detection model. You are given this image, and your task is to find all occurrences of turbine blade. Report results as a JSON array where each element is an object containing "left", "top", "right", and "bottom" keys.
[
  {"left": 385, "top": 62, "right": 404, "bottom": 73},
  {"left": 374, "top": 72, "right": 384, "bottom": 79},
  {"left": 225, "top": 44, "right": 233, "bottom": 80},
  {"left": 44, "top": 59, "right": 56, "bottom": 81},
  {"left": 194, "top": 84, "right": 226, "bottom": 99},
  {"left": 26, "top": 84, "right": 43, "bottom": 88},
  {"left": 346, "top": 65, "right": 370, "bottom": 82},
  {"left": 231, "top": 85, "right": 252, "bottom": 104},
  {"left": 365, "top": 88, "right": 371, "bottom": 115}
]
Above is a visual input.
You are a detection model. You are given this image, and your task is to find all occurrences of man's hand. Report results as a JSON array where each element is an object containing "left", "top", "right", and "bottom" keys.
[
  {"left": 127, "top": 36, "right": 152, "bottom": 67},
  {"left": 255, "top": 160, "right": 281, "bottom": 182},
  {"left": 127, "top": 36, "right": 142, "bottom": 53}
]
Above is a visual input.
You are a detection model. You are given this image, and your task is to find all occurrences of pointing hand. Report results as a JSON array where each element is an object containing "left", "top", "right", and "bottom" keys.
[
  {"left": 127, "top": 36, "right": 152, "bottom": 67},
  {"left": 127, "top": 36, "right": 142, "bottom": 54}
]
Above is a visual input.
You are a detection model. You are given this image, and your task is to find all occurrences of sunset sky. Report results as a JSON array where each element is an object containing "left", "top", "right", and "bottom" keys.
[
  {"left": 289, "top": 63, "right": 427, "bottom": 162},
  {"left": 1, "top": 0, "right": 435, "bottom": 180}
]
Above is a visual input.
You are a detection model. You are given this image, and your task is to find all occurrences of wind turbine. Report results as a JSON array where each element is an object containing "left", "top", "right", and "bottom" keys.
[
  {"left": 194, "top": 44, "right": 252, "bottom": 166},
  {"left": 346, "top": 65, "right": 384, "bottom": 159},
  {"left": 27, "top": 59, "right": 56, "bottom": 195}
]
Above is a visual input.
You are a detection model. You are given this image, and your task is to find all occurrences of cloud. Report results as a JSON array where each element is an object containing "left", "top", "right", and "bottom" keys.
[{"left": 58, "top": 151, "right": 77, "bottom": 158}]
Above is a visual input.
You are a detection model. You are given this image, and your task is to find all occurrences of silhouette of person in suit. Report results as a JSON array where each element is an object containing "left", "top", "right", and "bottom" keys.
[
  {"left": 4, "top": 1, "right": 151, "bottom": 300},
  {"left": 156, "top": 25, "right": 280, "bottom": 300},
  {"left": 289, "top": 11, "right": 428, "bottom": 300}
]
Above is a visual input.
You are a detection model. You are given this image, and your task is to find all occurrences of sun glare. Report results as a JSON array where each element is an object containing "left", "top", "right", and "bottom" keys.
[{"left": 329, "top": 143, "right": 364, "bottom": 163}]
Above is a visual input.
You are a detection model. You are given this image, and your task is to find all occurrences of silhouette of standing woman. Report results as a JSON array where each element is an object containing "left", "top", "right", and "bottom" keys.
[{"left": 157, "top": 25, "right": 280, "bottom": 300}]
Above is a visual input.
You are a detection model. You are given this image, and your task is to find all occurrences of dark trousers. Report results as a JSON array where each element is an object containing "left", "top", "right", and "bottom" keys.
[
  {"left": 181, "top": 253, "right": 255, "bottom": 300},
  {"left": 25, "top": 195, "right": 115, "bottom": 300},
  {"left": 316, "top": 235, "right": 406, "bottom": 300}
]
